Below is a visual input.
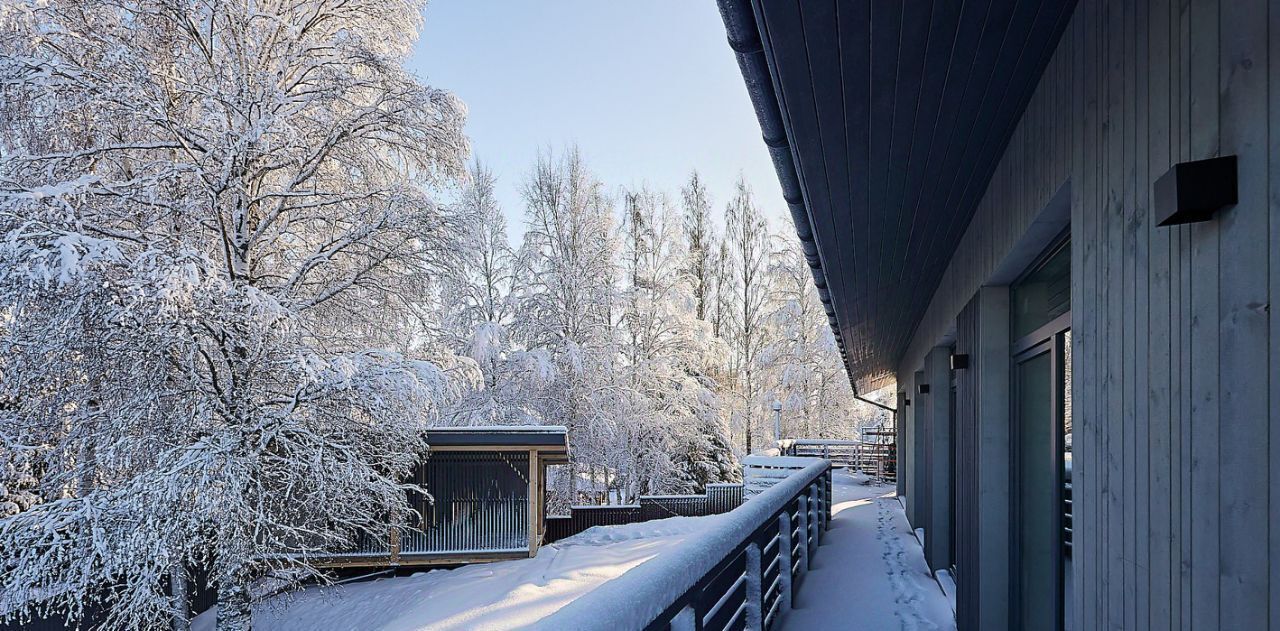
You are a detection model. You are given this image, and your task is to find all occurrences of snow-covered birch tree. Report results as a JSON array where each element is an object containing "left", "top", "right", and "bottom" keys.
[
  {"left": 435, "top": 160, "right": 552, "bottom": 427},
  {"left": 0, "top": 0, "right": 468, "bottom": 628},
  {"left": 513, "top": 148, "right": 618, "bottom": 505},
  {"left": 441, "top": 160, "right": 515, "bottom": 349},
  {"left": 762, "top": 237, "right": 843, "bottom": 439},
  {"left": 721, "top": 177, "right": 771, "bottom": 454},
  {"left": 614, "top": 187, "right": 735, "bottom": 499},
  {"left": 680, "top": 171, "right": 714, "bottom": 322}
]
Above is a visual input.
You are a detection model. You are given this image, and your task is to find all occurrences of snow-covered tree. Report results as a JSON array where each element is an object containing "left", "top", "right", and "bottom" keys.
[
  {"left": 441, "top": 160, "right": 515, "bottom": 350},
  {"left": 759, "top": 238, "right": 891, "bottom": 442},
  {"left": 513, "top": 148, "right": 619, "bottom": 504},
  {"left": 762, "top": 238, "right": 844, "bottom": 439},
  {"left": 721, "top": 177, "right": 772, "bottom": 454},
  {"left": 680, "top": 171, "right": 715, "bottom": 322},
  {"left": 667, "top": 413, "right": 742, "bottom": 493},
  {"left": 614, "top": 187, "right": 735, "bottom": 500},
  {"left": 709, "top": 237, "right": 733, "bottom": 340},
  {"left": 433, "top": 161, "right": 552, "bottom": 427},
  {"left": 0, "top": 0, "right": 468, "bottom": 628}
]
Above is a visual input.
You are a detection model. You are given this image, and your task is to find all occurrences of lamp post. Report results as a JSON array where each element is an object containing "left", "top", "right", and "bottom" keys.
[{"left": 772, "top": 399, "right": 783, "bottom": 445}]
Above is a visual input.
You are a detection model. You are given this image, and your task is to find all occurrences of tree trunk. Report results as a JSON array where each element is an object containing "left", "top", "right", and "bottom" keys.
[
  {"left": 216, "top": 578, "right": 252, "bottom": 631},
  {"left": 170, "top": 564, "right": 190, "bottom": 631}
]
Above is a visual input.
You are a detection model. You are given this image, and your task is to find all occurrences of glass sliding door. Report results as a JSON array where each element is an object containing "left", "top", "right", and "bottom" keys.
[
  {"left": 1011, "top": 240, "right": 1071, "bottom": 631},
  {"left": 1013, "top": 338, "right": 1067, "bottom": 631}
]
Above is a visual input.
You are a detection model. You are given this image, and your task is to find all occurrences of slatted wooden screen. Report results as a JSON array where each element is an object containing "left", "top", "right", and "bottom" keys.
[{"left": 403, "top": 452, "right": 530, "bottom": 554}]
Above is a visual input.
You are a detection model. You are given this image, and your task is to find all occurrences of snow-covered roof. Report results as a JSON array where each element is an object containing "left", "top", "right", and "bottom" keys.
[
  {"left": 426, "top": 425, "right": 568, "bottom": 434},
  {"left": 425, "top": 425, "right": 569, "bottom": 451}
]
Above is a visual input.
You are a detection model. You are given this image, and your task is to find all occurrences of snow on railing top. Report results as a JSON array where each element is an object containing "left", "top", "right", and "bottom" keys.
[
  {"left": 533, "top": 458, "right": 830, "bottom": 631},
  {"left": 743, "top": 454, "right": 828, "bottom": 498},
  {"left": 742, "top": 454, "right": 820, "bottom": 469},
  {"left": 786, "top": 438, "right": 860, "bottom": 446}
]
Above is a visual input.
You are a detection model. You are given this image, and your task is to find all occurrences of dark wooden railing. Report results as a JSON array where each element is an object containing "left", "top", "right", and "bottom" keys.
[
  {"left": 539, "top": 459, "right": 832, "bottom": 631},
  {"left": 546, "top": 505, "right": 642, "bottom": 542},
  {"left": 544, "top": 484, "right": 746, "bottom": 543}
]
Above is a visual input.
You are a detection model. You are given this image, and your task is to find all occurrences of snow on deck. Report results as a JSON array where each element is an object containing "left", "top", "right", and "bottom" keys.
[
  {"left": 780, "top": 470, "right": 955, "bottom": 631},
  {"left": 190, "top": 471, "right": 953, "bottom": 631},
  {"left": 190, "top": 515, "right": 722, "bottom": 631}
]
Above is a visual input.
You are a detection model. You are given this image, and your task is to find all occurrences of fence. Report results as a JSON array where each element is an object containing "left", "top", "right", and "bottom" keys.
[
  {"left": 546, "top": 505, "right": 642, "bottom": 542},
  {"left": 778, "top": 438, "right": 897, "bottom": 484},
  {"left": 537, "top": 459, "right": 833, "bottom": 631},
  {"left": 544, "top": 483, "right": 746, "bottom": 543},
  {"left": 743, "top": 454, "right": 822, "bottom": 498},
  {"left": 778, "top": 439, "right": 860, "bottom": 468}
]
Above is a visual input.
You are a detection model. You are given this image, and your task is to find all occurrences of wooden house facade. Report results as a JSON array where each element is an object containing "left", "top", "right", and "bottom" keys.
[
  {"left": 720, "top": 0, "right": 1280, "bottom": 629},
  {"left": 318, "top": 426, "right": 569, "bottom": 568}
]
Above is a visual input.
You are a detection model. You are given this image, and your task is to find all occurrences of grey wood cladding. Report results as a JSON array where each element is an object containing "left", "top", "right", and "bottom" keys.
[
  {"left": 924, "top": 347, "right": 954, "bottom": 574},
  {"left": 897, "top": 1, "right": 1276, "bottom": 629}
]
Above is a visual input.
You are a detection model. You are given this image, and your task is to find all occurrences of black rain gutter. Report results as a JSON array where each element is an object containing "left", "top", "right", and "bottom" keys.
[{"left": 717, "top": 0, "right": 873, "bottom": 399}]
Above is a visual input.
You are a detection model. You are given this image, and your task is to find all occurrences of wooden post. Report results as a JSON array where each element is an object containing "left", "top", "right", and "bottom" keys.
[
  {"left": 528, "top": 449, "right": 540, "bottom": 556},
  {"left": 813, "top": 482, "right": 825, "bottom": 540},
  {"left": 808, "top": 483, "right": 820, "bottom": 550},
  {"left": 777, "top": 512, "right": 793, "bottom": 611},
  {"left": 670, "top": 605, "right": 696, "bottom": 631},
  {"left": 796, "top": 495, "right": 809, "bottom": 575},
  {"left": 744, "top": 539, "right": 763, "bottom": 629}
]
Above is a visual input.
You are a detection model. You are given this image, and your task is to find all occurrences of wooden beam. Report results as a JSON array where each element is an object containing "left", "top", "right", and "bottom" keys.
[{"left": 528, "top": 448, "right": 541, "bottom": 556}]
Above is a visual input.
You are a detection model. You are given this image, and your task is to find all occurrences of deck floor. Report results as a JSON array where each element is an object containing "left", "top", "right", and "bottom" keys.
[{"left": 780, "top": 470, "right": 956, "bottom": 631}]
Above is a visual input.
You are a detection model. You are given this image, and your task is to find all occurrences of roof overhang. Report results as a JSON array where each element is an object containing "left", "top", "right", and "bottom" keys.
[
  {"left": 426, "top": 425, "right": 569, "bottom": 455},
  {"left": 718, "top": 0, "right": 1075, "bottom": 391}
]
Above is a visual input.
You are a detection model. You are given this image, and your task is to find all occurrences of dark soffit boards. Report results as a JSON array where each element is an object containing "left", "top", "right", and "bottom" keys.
[{"left": 719, "top": 0, "right": 1076, "bottom": 390}]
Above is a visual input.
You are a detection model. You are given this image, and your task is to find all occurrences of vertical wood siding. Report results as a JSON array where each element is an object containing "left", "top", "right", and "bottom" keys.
[
  {"left": 954, "top": 303, "right": 982, "bottom": 630},
  {"left": 403, "top": 452, "right": 530, "bottom": 554},
  {"left": 896, "top": 1, "right": 1274, "bottom": 628}
]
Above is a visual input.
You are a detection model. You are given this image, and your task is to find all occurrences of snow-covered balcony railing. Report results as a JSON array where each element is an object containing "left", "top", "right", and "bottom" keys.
[
  {"left": 539, "top": 457, "right": 832, "bottom": 631},
  {"left": 777, "top": 438, "right": 862, "bottom": 468},
  {"left": 544, "top": 484, "right": 746, "bottom": 542}
]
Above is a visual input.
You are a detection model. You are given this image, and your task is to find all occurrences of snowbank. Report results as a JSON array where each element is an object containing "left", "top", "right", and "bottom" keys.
[{"left": 189, "top": 514, "right": 715, "bottom": 631}]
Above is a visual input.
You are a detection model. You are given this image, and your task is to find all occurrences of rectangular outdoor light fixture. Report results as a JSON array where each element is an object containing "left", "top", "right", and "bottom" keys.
[
  {"left": 918, "top": 384, "right": 930, "bottom": 395},
  {"left": 1154, "top": 155, "right": 1237, "bottom": 226},
  {"left": 950, "top": 354, "right": 970, "bottom": 370}
]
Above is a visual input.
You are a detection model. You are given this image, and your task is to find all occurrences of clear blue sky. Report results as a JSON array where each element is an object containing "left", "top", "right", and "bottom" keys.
[{"left": 407, "top": 0, "right": 788, "bottom": 240}]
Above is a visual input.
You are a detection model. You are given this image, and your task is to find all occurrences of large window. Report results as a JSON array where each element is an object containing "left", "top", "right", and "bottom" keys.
[
  {"left": 1012, "top": 243, "right": 1071, "bottom": 341},
  {"left": 1011, "top": 238, "right": 1071, "bottom": 631}
]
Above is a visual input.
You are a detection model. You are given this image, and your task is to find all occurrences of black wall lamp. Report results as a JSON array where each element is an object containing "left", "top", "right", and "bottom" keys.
[
  {"left": 918, "top": 383, "right": 930, "bottom": 395},
  {"left": 1154, "top": 155, "right": 1237, "bottom": 226},
  {"left": 950, "top": 354, "right": 970, "bottom": 370}
]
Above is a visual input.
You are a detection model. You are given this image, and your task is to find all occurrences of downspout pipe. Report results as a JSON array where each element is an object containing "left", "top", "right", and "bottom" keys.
[{"left": 853, "top": 393, "right": 897, "bottom": 415}]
